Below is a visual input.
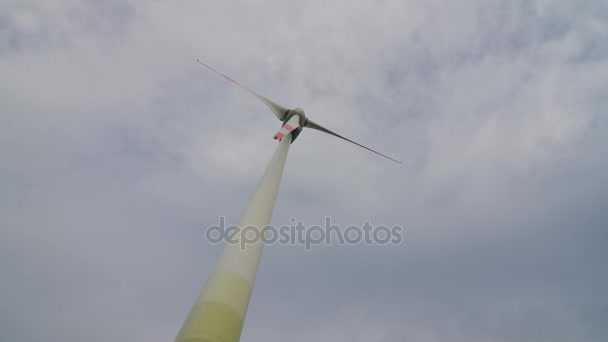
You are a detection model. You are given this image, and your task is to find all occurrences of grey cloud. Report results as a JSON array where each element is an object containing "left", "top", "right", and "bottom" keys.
[{"left": 1, "top": 1, "right": 607, "bottom": 341}]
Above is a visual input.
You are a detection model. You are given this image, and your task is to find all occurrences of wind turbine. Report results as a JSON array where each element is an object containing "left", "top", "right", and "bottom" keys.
[{"left": 175, "top": 60, "right": 399, "bottom": 342}]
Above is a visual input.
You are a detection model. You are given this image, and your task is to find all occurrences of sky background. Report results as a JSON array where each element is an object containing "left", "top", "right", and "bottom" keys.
[{"left": 1, "top": 1, "right": 608, "bottom": 341}]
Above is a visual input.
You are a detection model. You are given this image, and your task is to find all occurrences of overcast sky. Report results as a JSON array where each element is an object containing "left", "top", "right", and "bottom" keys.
[{"left": 1, "top": 1, "right": 607, "bottom": 341}]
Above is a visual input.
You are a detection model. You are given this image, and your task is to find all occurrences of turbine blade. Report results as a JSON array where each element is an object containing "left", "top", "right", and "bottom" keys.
[
  {"left": 196, "top": 59, "right": 288, "bottom": 120},
  {"left": 305, "top": 119, "right": 401, "bottom": 163}
]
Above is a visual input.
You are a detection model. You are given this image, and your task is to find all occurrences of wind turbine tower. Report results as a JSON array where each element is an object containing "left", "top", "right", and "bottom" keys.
[{"left": 175, "top": 60, "right": 399, "bottom": 342}]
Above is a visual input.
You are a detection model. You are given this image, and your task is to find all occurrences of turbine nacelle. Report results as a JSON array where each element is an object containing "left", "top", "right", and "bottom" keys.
[
  {"left": 273, "top": 113, "right": 302, "bottom": 142},
  {"left": 275, "top": 108, "right": 307, "bottom": 142}
]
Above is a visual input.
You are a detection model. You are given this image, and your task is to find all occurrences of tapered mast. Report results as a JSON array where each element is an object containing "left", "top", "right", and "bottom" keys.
[{"left": 176, "top": 133, "right": 292, "bottom": 342}]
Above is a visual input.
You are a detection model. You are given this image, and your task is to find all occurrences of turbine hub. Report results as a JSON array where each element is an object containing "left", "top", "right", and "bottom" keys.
[{"left": 285, "top": 107, "right": 308, "bottom": 127}]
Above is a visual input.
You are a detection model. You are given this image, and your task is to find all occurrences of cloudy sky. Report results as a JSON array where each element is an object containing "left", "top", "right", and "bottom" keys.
[{"left": 1, "top": 1, "right": 607, "bottom": 341}]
